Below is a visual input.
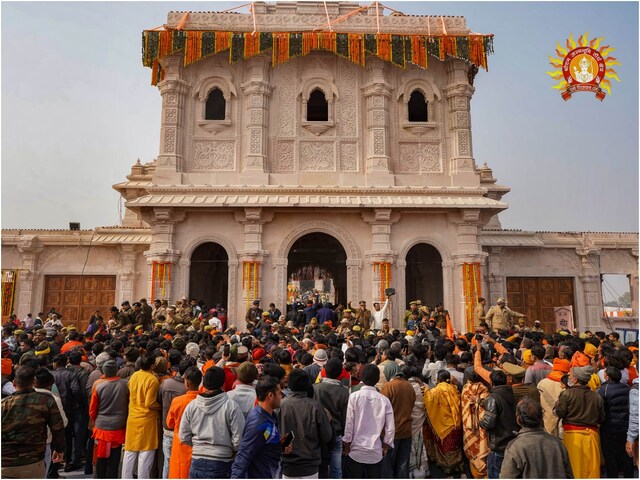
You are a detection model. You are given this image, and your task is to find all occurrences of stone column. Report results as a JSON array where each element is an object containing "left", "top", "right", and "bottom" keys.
[
  {"left": 361, "top": 59, "right": 394, "bottom": 182},
  {"left": 362, "top": 209, "right": 400, "bottom": 304},
  {"left": 487, "top": 247, "right": 505, "bottom": 304},
  {"left": 234, "top": 208, "right": 273, "bottom": 309},
  {"left": 577, "top": 248, "right": 603, "bottom": 331},
  {"left": 630, "top": 249, "right": 639, "bottom": 316},
  {"left": 156, "top": 56, "right": 188, "bottom": 182},
  {"left": 16, "top": 235, "right": 43, "bottom": 319},
  {"left": 240, "top": 58, "right": 272, "bottom": 179},
  {"left": 395, "top": 259, "right": 407, "bottom": 329},
  {"left": 118, "top": 245, "right": 138, "bottom": 304},
  {"left": 144, "top": 208, "right": 185, "bottom": 301},
  {"left": 443, "top": 60, "right": 475, "bottom": 175}
]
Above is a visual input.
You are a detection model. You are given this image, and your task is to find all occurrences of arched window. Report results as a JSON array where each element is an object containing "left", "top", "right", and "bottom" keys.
[
  {"left": 408, "top": 90, "right": 428, "bottom": 122},
  {"left": 205, "top": 88, "right": 226, "bottom": 120},
  {"left": 307, "top": 89, "right": 329, "bottom": 122}
]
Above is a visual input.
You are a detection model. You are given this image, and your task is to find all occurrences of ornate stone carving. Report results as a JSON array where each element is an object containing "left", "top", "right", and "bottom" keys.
[
  {"left": 299, "top": 142, "right": 335, "bottom": 171},
  {"left": 458, "top": 130, "right": 470, "bottom": 156},
  {"left": 397, "top": 143, "right": 442, "bottom": 173},
  {"left": 455, "top": 111, "right": 470, "bottom": 128},
  {"left": 193, "top": 141, "right": 235, "bottom": 170},
  {"left": 164, "top": 128, "right": 176, "bottom": 154},
  {"left": 372, "top": 110, "right": 385, "bottom": 125},
  {"left": 165, "top": 108, "right": 178, "bottom": 123},
  {"left": 277, "top": 76, "right": 295, "bottom": 137},
  {"left": 373, "top": 130, "right": 385, "bottom": 155},
  {"left": 338, "top": 61, "right": 357, "bottom": 137},
  {"left": 165, "top": 94, "right": 178, "bottom": 106},
  {"left": 250, "top": 129, "right": 261, "bottom": 154},
  {"left": 340, "top": 143, "right": 358, "bottom": 172},
  {"left": 273, "top": 141, "right": 294, "bottom": 172},
  {"left": 455, "top": 96, "right": 467, "bottom": 109},
  {"left": 249, "top": 95, "right": 263, "bottom": 108},
  {"left": 372, "top": 96, "right": 385, "bottom": 108},
  {"left": 250, "top": 109, "right": 263, "bottom": 125}
]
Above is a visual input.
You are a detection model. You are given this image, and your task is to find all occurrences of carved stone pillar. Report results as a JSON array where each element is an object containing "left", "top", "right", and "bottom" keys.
[
  {"left": 16, "top": 235, "right": 43, "bottom": 319},
  {"left": 241, "top": 58, "right": 273, "bottom": 173},
  {"left": 234, "top": 208, "right": 273, "bottom": 307},
  {"left": 362, "top": 209, "right": 400, "bottom": 304},
  {"left": 157, "top": 56, "right": 189, "bottom": 177},
  {"left": 443, "top": 60, "right": 475, "bottom": 174},
  {"left": 118, "top": 245, "right": 138, "bottom": 304},
  {"left": 362, "top": 59, "right": 393, "bottom": 175},
  {"left": 144, "top": 208, "right": 185, "bottom": 301},
  {"left": 577, "top": 248, "right": 603, "bottom": 330},
  {"left": 630, "top": 249, "right": 639, "bottom": 317},
  {"left": 487, "top": 247, "right": 505, "bottom": 304},
  {"left": 395, "top": 259, "right": 407, "bottom": 329}
]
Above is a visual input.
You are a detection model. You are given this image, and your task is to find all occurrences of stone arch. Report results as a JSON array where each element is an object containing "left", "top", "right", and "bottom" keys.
[
  {"left": 179, "top": 234, "right": 239, "bottom": 324},
  {"left": 396, "top": 236, "right": 453, "bottom": 324},
  {"left": 274, "top": 221, "right": 361, "bottom": 310}
]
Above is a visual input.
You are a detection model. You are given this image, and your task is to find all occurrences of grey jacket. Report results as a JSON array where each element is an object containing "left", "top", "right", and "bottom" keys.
[
  {"left": 179, "top": 391, "right": 245, "bottom": 461},
  {"left": 628, "top": 377, "right": 639, "bottom": 443},
  {"left": 500, "top": 427, "right": 573, "bottom": 479}
]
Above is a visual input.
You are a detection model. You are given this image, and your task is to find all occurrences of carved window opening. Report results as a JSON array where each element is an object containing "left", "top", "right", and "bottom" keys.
[
  {"left": 307, "top": 89, "right": 329, "bottom": 122},
  {"left": 205, "top": 88, "right": 226, "bottom": 120},
  {"left": 408, "top": 90, "right": 428, "bottom": 122}
]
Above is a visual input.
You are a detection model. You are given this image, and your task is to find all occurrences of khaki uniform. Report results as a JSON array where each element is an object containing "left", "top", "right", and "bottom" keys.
[
  {"left": 485, "top": 305, "right": 524, "bottom": 331},
  {"left": 473, "top": 303, "right": 486, "bottom": 330}
]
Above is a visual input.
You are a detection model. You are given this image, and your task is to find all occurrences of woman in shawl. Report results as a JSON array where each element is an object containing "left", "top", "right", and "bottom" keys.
[
  {"left": 423, "top": 369, "right": 463, "bottom": 475},
  {"left": 460, "top": 371, "right": 490, "bottom": 478}
]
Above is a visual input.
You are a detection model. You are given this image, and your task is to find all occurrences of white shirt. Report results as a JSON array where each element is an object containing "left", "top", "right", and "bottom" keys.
[
  {"left": 208, "top": 318, "right": 223, "bottom": 330},
  {"left": 371, "top": 298, "right": 390, "bottom": 330},
  {"left": 343, "top": 385, "right": 395, "bottom": 464}
]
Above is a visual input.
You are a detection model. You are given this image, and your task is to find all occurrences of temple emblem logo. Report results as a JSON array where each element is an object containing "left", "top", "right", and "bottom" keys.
[{"left": 547, "top": 33, "right": 621, "bottom": 101}]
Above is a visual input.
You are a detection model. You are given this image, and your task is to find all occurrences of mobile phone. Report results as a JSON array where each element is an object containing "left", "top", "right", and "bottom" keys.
[
  {"left": 282, "top": 431, "right": 295, "bottom": 448},
  {"left": 223, "top": 344, "right": 230, "bottom": 356}
]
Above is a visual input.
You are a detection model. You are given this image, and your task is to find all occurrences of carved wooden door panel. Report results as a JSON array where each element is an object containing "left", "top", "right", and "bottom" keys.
[
  {"left": 506, "top": 277, "right": 576, "bottom": 332},
  {"left": 44, "top": 275, "right": 116, "bottom": 332}
]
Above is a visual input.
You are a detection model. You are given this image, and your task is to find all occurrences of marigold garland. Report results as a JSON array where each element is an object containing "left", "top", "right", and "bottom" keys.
[
  {"left": 142, "top": 29, "right": 493, "bottom": 85},
  {"left": 1, "top": 270, "right": 18, "bottom": 318},
  {"left": 463, "top": 263, "right": 482, "bottom": 333},
  {"left": 151, "top": 261, "right": 172, "bottom": 302}
]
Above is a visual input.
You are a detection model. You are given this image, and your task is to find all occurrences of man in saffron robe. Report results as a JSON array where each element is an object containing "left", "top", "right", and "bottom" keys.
[
  {"left": 122, "top": 353, "right": 161, "bottom": 479},
  {"left": 166, "top": 366, "right": 202, "bottom": 479}
]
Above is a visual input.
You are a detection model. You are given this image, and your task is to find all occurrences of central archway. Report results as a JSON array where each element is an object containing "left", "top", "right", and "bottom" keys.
[
  {"left": 405, "top": 243, "right": 443, "bottom": 308},
  {"left": 189, "top": 242, "right": 229, "bottom": 308},
  {"left": 287, "top": 232, "right": 347, "bottom": 306}
]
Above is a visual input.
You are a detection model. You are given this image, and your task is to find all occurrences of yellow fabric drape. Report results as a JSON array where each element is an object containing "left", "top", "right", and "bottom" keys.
[
  {"left": 564, "top": 428, "right": 601, "bottom": 478},
  {"left": 423, "top": 382, "right": 461, "bottom": 441}
]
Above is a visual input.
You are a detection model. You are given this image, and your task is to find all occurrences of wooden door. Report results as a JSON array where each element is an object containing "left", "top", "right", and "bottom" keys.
[
  {"left": 43, "top": 275, "right": 116, "bottom": 332},
  {"left": 506, "top": 277, "right": 576, "bottom": 332}
]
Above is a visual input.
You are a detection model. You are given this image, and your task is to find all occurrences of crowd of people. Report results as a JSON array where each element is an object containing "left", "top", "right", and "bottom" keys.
[{"left": 1, "top": 295, "right": 639, "bottom": 479}]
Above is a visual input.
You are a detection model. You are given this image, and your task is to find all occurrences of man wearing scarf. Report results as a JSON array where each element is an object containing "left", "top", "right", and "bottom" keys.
[
  {"left": 554, "top": 365, "right": 605, "bottom": 478},
  {"left": 461, "top": 371, "right": 490, "bottom": 478},
  {"left": 423, "top": 370, "right": 463, "bottom": 475},
  {"left": 537, "top": 345, "right": 572, "bottom": 437}
]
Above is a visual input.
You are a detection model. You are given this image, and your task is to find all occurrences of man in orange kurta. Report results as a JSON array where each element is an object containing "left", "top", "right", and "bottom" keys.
[{"left": 166, "top": 367, "right": 202, "bottom": 479}]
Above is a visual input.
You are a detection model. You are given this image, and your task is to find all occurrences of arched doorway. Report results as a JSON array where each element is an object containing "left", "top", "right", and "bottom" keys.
[
  {"left": 405, "top": 243, "right": 443, "bottom": 309},
  {"left": 189, "top": 242, "right": 229, "bottom": 308},
  {"left": 287, "top": 233, "right": 347, "bottom": 307}
]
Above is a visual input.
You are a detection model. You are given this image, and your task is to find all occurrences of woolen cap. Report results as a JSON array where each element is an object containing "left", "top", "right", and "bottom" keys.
[
  {"left": 571, "top": 365, "right": 594, "bottom": 383},
  {"left": 313, "top": 349, "right": 328, "bottom": 366}
]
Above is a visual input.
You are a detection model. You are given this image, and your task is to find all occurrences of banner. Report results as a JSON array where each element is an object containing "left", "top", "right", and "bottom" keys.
[
  {"left": 1, "top": 270, "right": 18, "bottom": 318},
  {"left": 151, "top": 261, "right": 172, "bottom": 302},
  {"left": 462, "top": 263, "right": 482, "bottom": 333},
  {"left": 143, "top": 29, "right": 493, "bottom": 85},
  {"left": 554, "top": 305, "right": 574, "bottom": 332}
]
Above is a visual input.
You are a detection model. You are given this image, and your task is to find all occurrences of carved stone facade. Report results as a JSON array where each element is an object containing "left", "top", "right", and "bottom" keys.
[{"left": 1, "top": 3, "right": 637, "bottom": 334}]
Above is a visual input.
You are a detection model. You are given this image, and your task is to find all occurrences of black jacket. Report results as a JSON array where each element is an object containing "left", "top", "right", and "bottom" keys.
[
  {"left": 313, "top": 378, "right": 349, "bottom": 436},
  {"left": 279, "top": 391, "right": 333, "bottom": 477},
  {"left": 480, "top": 385, "right": 518, "bottom": 453},
  {"left": 598, "top": 380, "right": 630, "bottom": 432}
]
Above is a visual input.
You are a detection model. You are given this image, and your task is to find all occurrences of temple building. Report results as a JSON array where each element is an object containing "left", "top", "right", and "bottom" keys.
[{"left": 2, "top": 2, "right": 638, "bottom": 335}]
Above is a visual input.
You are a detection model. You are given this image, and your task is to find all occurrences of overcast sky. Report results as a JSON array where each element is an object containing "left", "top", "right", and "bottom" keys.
[{"left": 2, "top": 1, "right": 638, "bottom": 236}]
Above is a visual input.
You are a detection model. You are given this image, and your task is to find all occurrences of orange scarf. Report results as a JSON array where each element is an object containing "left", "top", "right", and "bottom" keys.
[{"left": 547, "top": 358, "right": 571, "bottom": 382}]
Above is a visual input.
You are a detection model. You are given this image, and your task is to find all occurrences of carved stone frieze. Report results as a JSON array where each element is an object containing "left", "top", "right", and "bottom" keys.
[
  {"left": 273, "top": 141, "right": 295, "bottom": 172},
  {"left": 164, "top": 128, "right": 176, "bottom": 154},
  {"left": 338, "top": 61, "right": 357, "bottom": 137},
  {"left": 397, "top": 143, "right": 442, "bottom": 173},
  {"left": 458, "top": 130, "right": 471, "bottom": 156},
  {"left": 192, "top": 141, "right": 235, "bottom": 170},
  {"left": 299, "top": 141, "right": 335, "bottom": 171},
  {"left": 340, "top": 143, "right": 358, "bottom": 172}
]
